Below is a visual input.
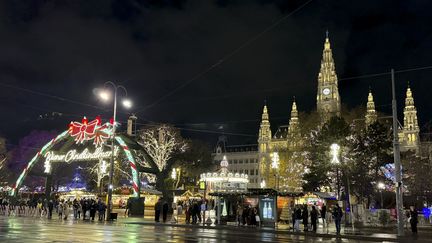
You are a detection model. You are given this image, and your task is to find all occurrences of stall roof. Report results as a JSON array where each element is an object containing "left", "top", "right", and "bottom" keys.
[
  {"left": 141, "top": 188, "right": 162, "bottom": 195},
  {"left": 209, "top": 188, "right": 305, "bottom": 197}
]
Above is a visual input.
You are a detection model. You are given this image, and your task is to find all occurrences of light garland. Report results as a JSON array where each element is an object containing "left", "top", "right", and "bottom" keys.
[{"left": 10, "top": 117, "right": 141, "bottom": 197}]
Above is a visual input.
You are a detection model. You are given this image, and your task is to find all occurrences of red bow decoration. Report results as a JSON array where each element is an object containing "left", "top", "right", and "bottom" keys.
[
  {"left": 93, "top": 123, "right": 110, "bottom": 147},
  {"left": 69, "top": 118, "right": 98, "bottom": 144},
  {"left": 68, "top": 116, "right": 111, "bottom": 147}
]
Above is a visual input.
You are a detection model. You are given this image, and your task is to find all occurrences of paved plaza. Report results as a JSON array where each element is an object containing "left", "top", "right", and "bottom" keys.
[{"left": 1, "top": 214, "right": 431, "bottom": 243}]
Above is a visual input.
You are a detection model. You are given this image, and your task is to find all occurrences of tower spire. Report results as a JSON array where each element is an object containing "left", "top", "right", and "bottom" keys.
[
  {"left": 316, "top": 32, "right": 341, "bottom": 123},
  {"left": 288, "top": 99, "right": 301, "bottom": 145},
  {"left": 365, "top": 89, "right": 377, "bottom": 127},
  {"left": 258, "top": 102, "right": 272, "bottom": 152},
  {"left": 402, "top": 85, "right": 420, "bottom": 151}
]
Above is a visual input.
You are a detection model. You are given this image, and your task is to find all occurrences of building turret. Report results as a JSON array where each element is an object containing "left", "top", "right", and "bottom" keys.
[
  {"left": 288, "top": 99, "right": 301, "bottom": 146},
  {"left": 401, "top": 85, "right": 420, "bottom": 151},
  {"left": 258, "top": 103, "right": 272, "bottom": 153},
  {"left": 316, "top": 31, "right": 341, "bottom": 123},
  {"left": 365, "top": 90, "right": 378, "bottom": 127}
]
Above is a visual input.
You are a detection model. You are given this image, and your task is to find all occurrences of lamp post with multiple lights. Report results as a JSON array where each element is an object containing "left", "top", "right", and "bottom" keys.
[{"left": 97, "top": 81, "right": 132, "bottom": 220}]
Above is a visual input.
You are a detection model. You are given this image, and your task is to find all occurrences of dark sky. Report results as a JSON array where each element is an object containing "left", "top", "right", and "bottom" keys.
[{"left": 1, "top": 0, "right": 432, "bottom": 146}]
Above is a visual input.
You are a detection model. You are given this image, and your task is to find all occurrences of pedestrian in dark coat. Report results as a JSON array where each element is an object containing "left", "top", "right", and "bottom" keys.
[
  {"left": 410, "top": 206, "right": 418, "bottom": 234},
  {"left": 90, "top": 200, "right": 97, "bottom": 221},
  {"left": 321, "top": 204, "right": 327, "bottom": 226},
  {"left": 302, "top": 205, "right": 309, "bottom": 231},
  {"left": 155, "top": 198, "right": 162, "bottom": 222},
  {"left": 48, "top": 200, "right": 54, "bottom": 219},
  {"left": 162, "top": 200, "right": 169, "bottom": 222},
  {"left": 333, "top": 204, "right": 343, "bottom": 235},
  {"left": 311, "top": 206, "right": 318, "bottom": 232}
]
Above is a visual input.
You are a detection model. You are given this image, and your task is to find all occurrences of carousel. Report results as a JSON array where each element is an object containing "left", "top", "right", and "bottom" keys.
[
  {"left": 199, "top": 155, "right": 249, "bottom": 225},
  {"left": 199, "top": 155, "right": 249, "bottom": 193}
]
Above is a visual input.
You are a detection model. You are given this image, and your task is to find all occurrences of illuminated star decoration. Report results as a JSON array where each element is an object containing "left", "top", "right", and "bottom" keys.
[{"left": 68, "top": 116, "right": 112, "bottom": 147}]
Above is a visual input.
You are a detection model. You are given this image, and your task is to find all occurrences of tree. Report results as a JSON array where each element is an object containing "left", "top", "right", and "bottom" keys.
[
  {"left": 303, "top": 116, "right": 350, "bottom": 192},
  {"left": 278, "top": 148, "right": 307, "bottom": 192},
  {"left": 348, "top": 122, "right": 392, "bottom": 204},
  {"left": 137, "top": 125, "right": 187, "bottom": 200},
  {"left": 402, "top": 151, "right": 432, "bottom": 205},
  {"left": 9, "top": 130, "right": 59, "bottom": 188},
  {"left": 172, "top": 139, "right": 214, "bottom": 189}
]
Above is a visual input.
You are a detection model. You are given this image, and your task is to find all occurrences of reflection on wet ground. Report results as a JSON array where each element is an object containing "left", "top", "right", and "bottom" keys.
[{"left": 0, "top": 216, "right": 388, "bottom": 242}]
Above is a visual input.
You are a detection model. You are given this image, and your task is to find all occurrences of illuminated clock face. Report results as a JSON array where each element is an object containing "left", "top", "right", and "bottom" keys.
[{"left": 322, "top": 88, "right": 331, "bottom": 95}]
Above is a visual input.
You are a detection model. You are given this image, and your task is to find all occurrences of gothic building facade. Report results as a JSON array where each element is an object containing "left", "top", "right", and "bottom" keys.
[
  {"left": 214, "top": 33, "right": 423, "bottom": 190},
  {"left": 257, "top": 34, "right": 422, "bottom": 187}
]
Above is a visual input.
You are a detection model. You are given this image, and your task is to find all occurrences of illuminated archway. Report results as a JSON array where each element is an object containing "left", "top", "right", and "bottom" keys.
[{"left": 10, "top": 117, "right": 140, "bottom": 197}]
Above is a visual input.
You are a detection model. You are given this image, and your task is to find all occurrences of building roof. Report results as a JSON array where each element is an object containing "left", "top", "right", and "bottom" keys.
[
  {"left": 273, "top": 125, "right": 289, "bottom": 139},
  {"left": 215, "top": 144, "right": 258, "bottom": 153}
]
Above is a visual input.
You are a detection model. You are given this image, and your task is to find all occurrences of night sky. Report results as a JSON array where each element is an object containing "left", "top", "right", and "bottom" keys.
[{"left": 1, "top": 0, "right": 432, "bottom": 147}]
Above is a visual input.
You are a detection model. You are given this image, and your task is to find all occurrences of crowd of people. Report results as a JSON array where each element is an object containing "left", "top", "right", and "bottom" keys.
[{"left": 0, "top": 197, "right": 107, "bottom": 221}]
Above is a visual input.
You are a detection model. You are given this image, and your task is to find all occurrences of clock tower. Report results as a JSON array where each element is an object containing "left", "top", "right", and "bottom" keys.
[{"left": 316, "top": 32, "right": 341, "bottom": 123}]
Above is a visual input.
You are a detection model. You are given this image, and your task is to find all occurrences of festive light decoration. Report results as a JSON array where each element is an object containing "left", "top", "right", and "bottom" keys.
[
  {"left": 68, "top": 117, "right": 111, "bottom": 147},
  {"left": 330, "top": 143, "right": 340, "bottom": 164},
  {"left": 200, "top": 155, "right": 248, "bottom": 192},
  {"left": 10, "top": 117, "right": 141, "bottom": 197},
  {"left": 44, "top": 147, "right": 119, "bottom": 164}
]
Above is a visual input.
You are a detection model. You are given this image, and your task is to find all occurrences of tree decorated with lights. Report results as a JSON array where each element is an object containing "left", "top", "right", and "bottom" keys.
[
  {"left": 303, "top": 116, "right": 350, "bottom": 192},
  {"left": 137, "top": 125, "right": 187, "bottom": 199},
  {"left": 348, "top": 121, "right": 392, "bottom": 204},
  {"left": 402, "top": 151, "right": 432, "bottom": 205}
]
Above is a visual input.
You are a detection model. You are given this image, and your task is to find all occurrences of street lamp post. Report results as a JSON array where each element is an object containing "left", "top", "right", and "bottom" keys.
[
  {"left": 377, "top": 182, "right": 385, "bottom": 209},
  {"left": 97, "top": 81, "right": 132, "bottom": 220},
  {"left": 330, "top": 143, "right": 354, "bottom": 229},
  {"left": 271, "top": 151, "right": 279, "bottom": 226},
  {"left": 271, "top": 152, "right": 280, "bottom": 191},
  {"left": 330, "top": 143, "right": 341, "bottom": 200}
]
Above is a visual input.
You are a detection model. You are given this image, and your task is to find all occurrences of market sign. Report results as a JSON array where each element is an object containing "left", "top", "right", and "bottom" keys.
[
  {"left": 44, "top": 146, "right": 119, "bottom": 163},
  {"left": 43, "top": 147, "right": 119, "bottom": 173}
]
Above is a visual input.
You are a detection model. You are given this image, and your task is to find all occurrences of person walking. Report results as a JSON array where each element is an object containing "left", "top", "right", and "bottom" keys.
[
  {"left": 311, "top": 206, "right": 318, "bottom": 232},
  {"left": 236, "top": 205, "right": 243, "bottom": 226},
  {"left": 185, "top": 204, "right": 191, "bottom": 224},
  {"left": 162, "top": 200, "right": 169, "bottom": 223},
  {"left": 302, "top": 205, "right": 309, "bottom": 232},
  {"left": 155, "top": 198, "right": 162, "bottom": 222},
  {"left": 333, "top": 204, "right": 343, "bottom": 235},
  {"left": 321, "top": 204, "right": 327, "bottom": 227},
  {"left": 294, "top": 206, "right": 302, "bottom": 232},
  {"left": 73, "top": 199, "right": 79, "bottom": 219},
  {"left": 58, "top": 201, "right": 63, "bottom": 220},
  {"left": 98, "top": 201, "right": 106, "bottom": 221},
  {"left": 410, "top": 206, "right": 418, "bottom": 234},
  {"left": 200, "top": 200, "right": 207, "bottom": 223},
  {"left": 47, "top": 200, "right": 54, "bottom": 219},
  {"left": 90, "top": 200, "right": 97, "bottom": 221},
  {"left": 63, "top": 201, "right": 69, "bottom": 220}
]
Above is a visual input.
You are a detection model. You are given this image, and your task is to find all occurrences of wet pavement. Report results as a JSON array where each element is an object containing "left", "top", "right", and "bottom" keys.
[{"left": 0, "top": 215, "right": 389, "bottom": 243}]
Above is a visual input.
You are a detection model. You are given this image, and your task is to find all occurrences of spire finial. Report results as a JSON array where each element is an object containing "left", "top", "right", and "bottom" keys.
[
  {"left": 293, "top": 96, "right": 296, "bottom": 102},
  {"left": 264, "top": 99, "right": 267, "bottom": 106},
  {"left": 407, "top": 81, "right": 410, "bottom": 88},
  {"left": 326, "top": 29, "right": 329, "bottom": 39}
]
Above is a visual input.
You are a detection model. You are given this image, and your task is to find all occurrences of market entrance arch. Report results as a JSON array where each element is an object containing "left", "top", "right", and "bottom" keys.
[{"left": 10, "top": 116, "right": 141, "bottom": 198}]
